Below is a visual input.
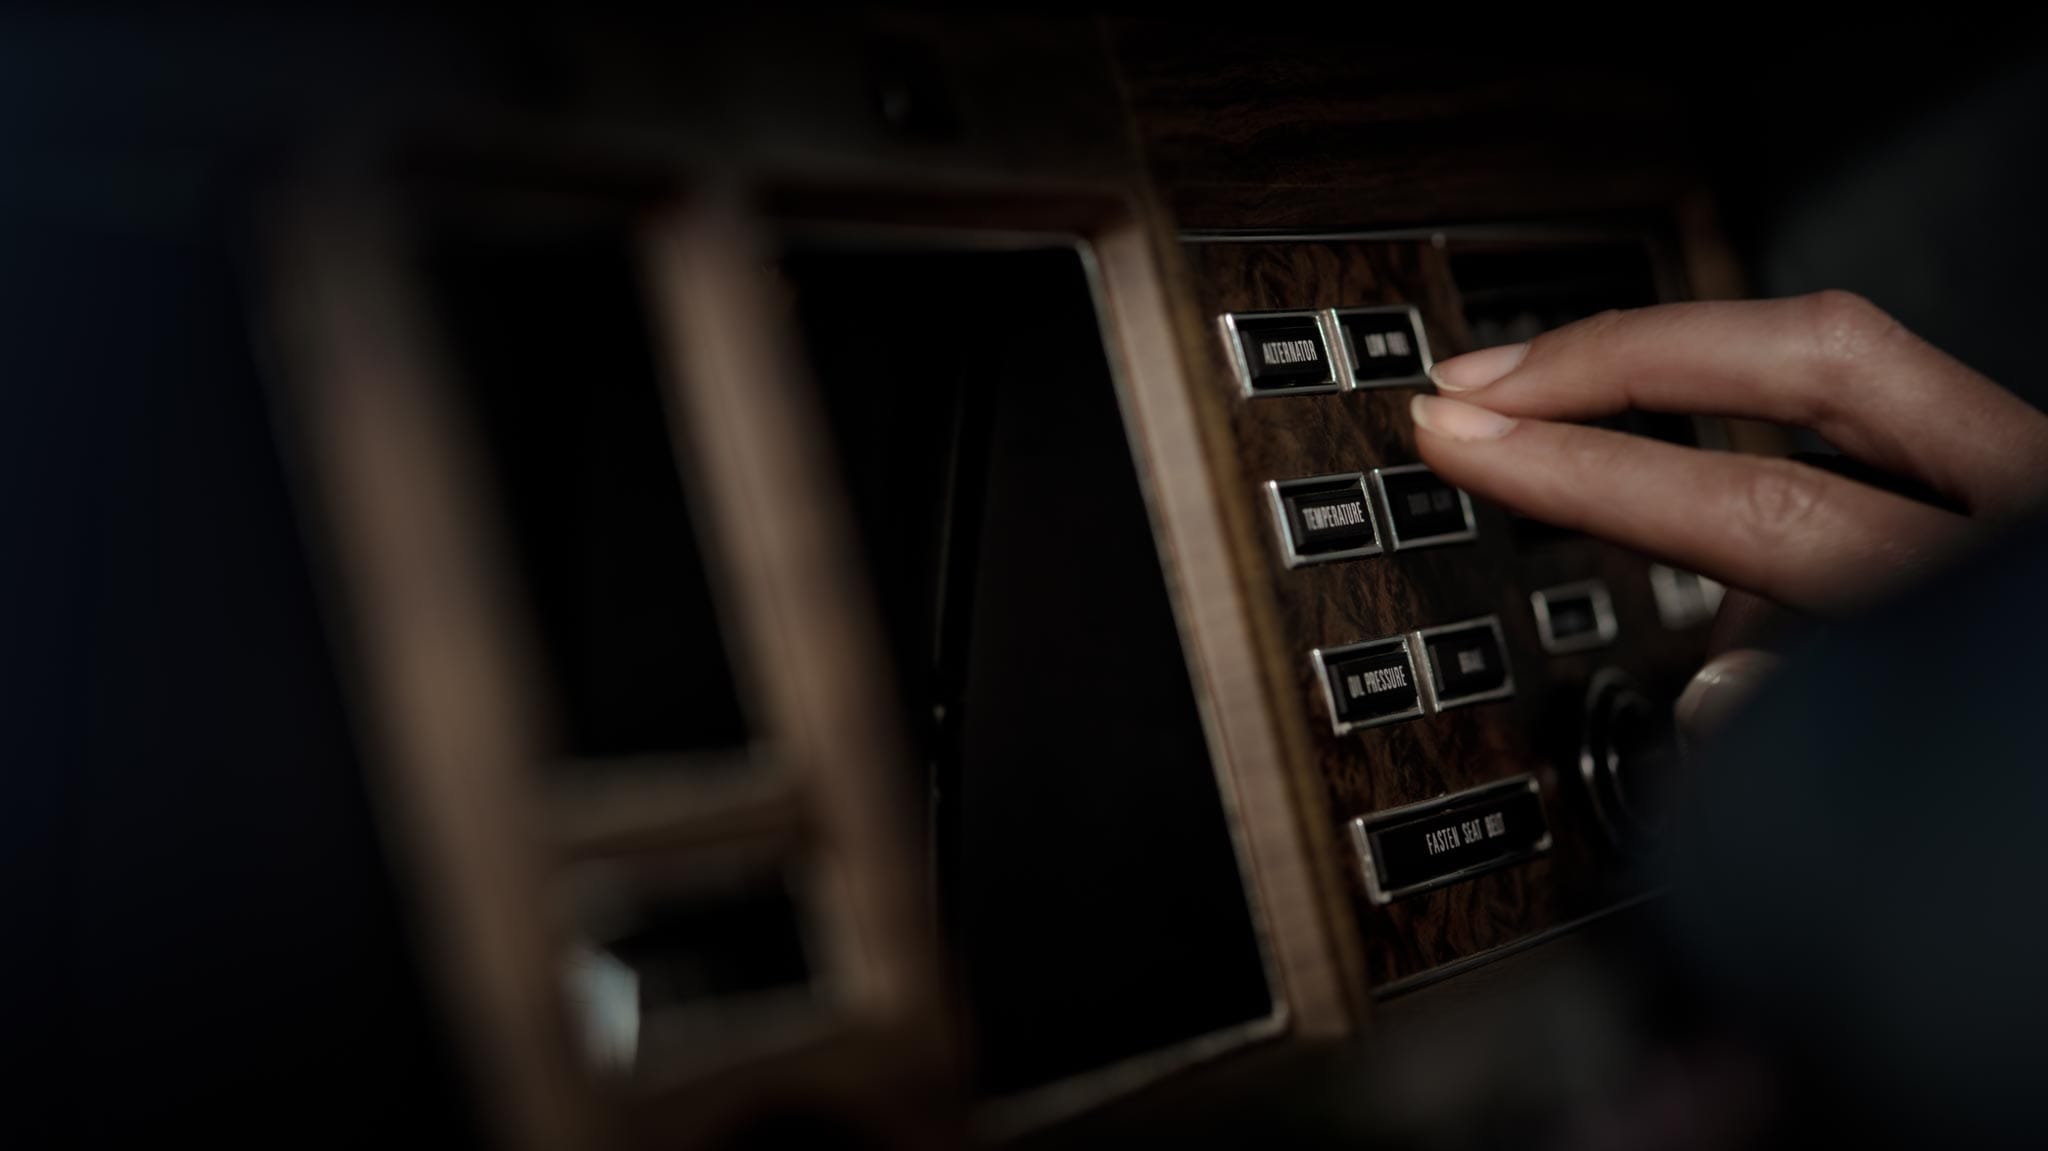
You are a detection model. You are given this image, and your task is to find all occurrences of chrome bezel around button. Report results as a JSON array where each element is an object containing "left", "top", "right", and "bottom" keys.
[
  {"left": 1412, "top": 614, "right": 1516, "bottom": 712},
  {"left": 1531, "top": 578, "right": 1619, "bottom": 654},
  {"left": 1265, "top": 473, "right": 1383, "bottom": 568},
  {"left": 1370, "top": 463, "right": 1478, "bottom": 551},
  {"left": 1648, "top": 563, "right": 1725, "bottom": 630},
  {"left": 1311, "top": 634, "right": 1424, "bottom": 735},
  {"left": 1220, "top": 309, "right": 1344, "bottom": 399},
  {"left": 1347, "top": 774, "right": 1553, "bottom": 905},
  {"left": 1328, "top": 304, "right": 1434, "bottom": 390}
]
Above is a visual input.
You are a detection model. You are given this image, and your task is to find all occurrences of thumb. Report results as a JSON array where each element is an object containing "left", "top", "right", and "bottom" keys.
[{"left": 1675, "top": 649, "right": 1779, "bottom": 744}]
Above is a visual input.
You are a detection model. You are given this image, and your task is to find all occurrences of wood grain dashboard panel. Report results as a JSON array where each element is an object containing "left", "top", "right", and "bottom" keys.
[
  {"left": 1181, "top": 238, "right": 1710, "bottom": 987},
  {"left": 1109, "top": 20, "right": 1698, "bottom": 231}
]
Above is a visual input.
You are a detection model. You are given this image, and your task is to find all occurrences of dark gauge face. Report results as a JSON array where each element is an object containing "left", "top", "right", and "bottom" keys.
[{"left": 789, "top": 245, "right": 1275, "bottom": 1098}]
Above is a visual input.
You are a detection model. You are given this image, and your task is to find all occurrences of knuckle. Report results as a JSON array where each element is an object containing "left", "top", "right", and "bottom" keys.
[
  {"left": 1802, "top": 289, "right": 1901, "bottom": 372},
  {"left": 1524, "top": 308, "right": 1632, "bottom": 402},
  {"left": 1576, "top": 307, "right": 1630, "bottom": 337},
  {"left": 1739, "top": 459, "right": 1829, "bottom": 552},
  {"left": 1539, "top": 307, "right": 1628, "bottom": 353}
]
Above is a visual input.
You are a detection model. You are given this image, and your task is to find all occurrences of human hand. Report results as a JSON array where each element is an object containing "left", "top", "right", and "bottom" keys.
[{"left": 1411, "top": 292, "right": 2048, "bottom": 737}]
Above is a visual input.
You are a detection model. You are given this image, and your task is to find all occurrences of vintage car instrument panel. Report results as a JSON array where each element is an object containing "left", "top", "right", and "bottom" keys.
[
  {"left": 224, "top": 14, "right": 1780, "bottom": 1145},
  {"left": 1188, "top": 235, "right": 1711, "bottom": 990}
]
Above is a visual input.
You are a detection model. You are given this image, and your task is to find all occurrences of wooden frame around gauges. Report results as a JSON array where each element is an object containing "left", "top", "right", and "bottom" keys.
[
  {"left": 265, "top": 193, "right": 609, "bottom": 1151},
  {"left": 262, "top": 183, "right": 949, "bottom": 1151},
  {"left": 263, "top": 172, "right": 1381, "bottom": 1150},
  {"left": 743, "top": 189, "right": 1364, "bottom": 1134}
]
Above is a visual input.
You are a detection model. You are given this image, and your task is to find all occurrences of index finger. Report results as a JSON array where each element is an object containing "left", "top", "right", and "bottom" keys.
[
  {"left": 1430, "top": 293, "right": 2048, "bottom": 518},
  {"left": 1410, "top": 395, "right": 1974, "bottom": 612}
]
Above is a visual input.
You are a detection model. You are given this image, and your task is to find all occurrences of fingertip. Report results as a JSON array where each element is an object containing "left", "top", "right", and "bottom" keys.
[
  {"left": 1675, "top": 649, "right": 1779, "bottom": 743},
  {"left": 1429, "top": 342, "right": 1527, "bottom": 393},
  {"left": 1412, "top": 393, "right": 1519, "bottom": 442}
]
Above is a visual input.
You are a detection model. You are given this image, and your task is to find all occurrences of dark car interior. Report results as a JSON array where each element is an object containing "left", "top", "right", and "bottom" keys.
[{"left": 9, "top": 13, "right": 2048, "bottom": 1150}]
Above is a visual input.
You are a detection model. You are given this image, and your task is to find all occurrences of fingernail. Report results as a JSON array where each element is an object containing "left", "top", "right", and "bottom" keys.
[
  {"left": 1674, "top": 649, "right": 1779, "bottom": 741},
  {"left": 1411, "top": 394, "right": 1518, "bottom": 441},
  {"left": 1429, "top": 342, "right": 1527, "bottom": 392}
]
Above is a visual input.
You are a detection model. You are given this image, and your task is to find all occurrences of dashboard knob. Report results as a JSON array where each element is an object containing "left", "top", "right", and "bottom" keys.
[{"left": 1579, "top": 667, "right": 1681, "bottom": 850}]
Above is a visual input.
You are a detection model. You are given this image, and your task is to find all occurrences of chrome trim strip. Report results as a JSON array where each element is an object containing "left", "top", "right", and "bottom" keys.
[
  {"left": 1370, "top": 890, "right": 1665, "bottom": 1000},
  {"left": 1181, "top": 223, "right": 1651, "bottom": 246},
  {"left": 976, "top": 1009, "right": 1287, "bottom": 1141}
]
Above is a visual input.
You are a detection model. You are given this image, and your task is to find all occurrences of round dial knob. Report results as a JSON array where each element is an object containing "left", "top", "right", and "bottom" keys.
[{"left": 1579, "top": 667, "right": 1681, "bottom": 850}]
